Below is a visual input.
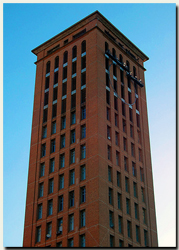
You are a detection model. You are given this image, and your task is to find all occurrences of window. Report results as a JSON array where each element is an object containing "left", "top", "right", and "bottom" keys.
[
  {"left": 81, "top": 124, "right": 86, "bottom": 139},
  {"left": 131, "top": 143, "right": 135, "bottom": 157},
  {"left": 121, "top": 84, "right": 124, "bottom": 99},
  {"left": 41, "top": 144, "right": 46, "bottom": 157},
  {"left": 81, "top": 145, "right": 86, "bottom": 159},
  {"left": 68, "top": 238, "right": 74, "bottom": 247},
  {"left": 54, "top": 72, "right": 58, "bottom": 85},
  {"left": 107, "top": 125, "right": 111, "bottom": 140},
  {"left": 80, "top": 165, "right": 86, "bottom": 181},
  {"left": 113, "top": 79, "right": 117, "bottom": 91},
  {"left": 57, "top": 218, "right": 63, "bottom": 235},
  {"left": 141, "top": 187, "right": 145, "bottom": 202},
  {"left": 114, "top": 96, "right": 118, "bottom": 110},
  {"left": 81, "top": 89, "right": 86, "bottom": 104},
  {"left": 80, "top": 210, "right": 85, "bottom": 227},
  {"left": 61, "top": 99, "right": 66, "bottom": 114},
  {"left": 129, "top": 107, "right": 133, "bottom": 122},
  {"left": 59, "top": 195, "right": 63, "bottom": 212},
  {"left": 110, "top": 235, "right": 114, "bottom": 247},
  {"left": 59, "top": 174, "right": 64, "bottom": 189},
  {"left": 39, "top": 183, "right": 44, "bottom": 198},
  {"left": 81, "top": 71, "right": 86, "bottom": 86},
  {"left": 106, "top": 73, "right": 109, "bottom": 87},
  {"left": 136, "top": 225, "right": 140, "bottom": 243},
  {"left": 122, "top": 102, "right": 125, "bottom": 116},
  {"left": 72, "top": 61, "right": 76, "bottom": 75},
  {"left": 43, "top": 108, "right": 48, "bottom": 123},
  {"left": 81, "top": 106, "right": 86, "bottom": 120},
  {"left": 55, "top": 56, "right": 59, "bottom": 69},
  {"left": 80, "top": 234, "right": 85, "bottom": 247},
  {"left": 53, "top": 86, "right": 57, "bottom": 100},
  {"left": 42, "top": 126, "right": 47, "bottom": 139},
  {"left": 109, "top": 188, "right": 113, "bottom": 205},
  {"left": 46, "top": 61, "right": 50, "bottom": 74},
  {"left": 63, "top": 51, "right": 68, "bottom": 64},
  {"left": 64, "top": 39, "right": 68, "bottom": 45},
  {"left": 72, "top": 45, "right": 77, "bottom": 59},
  {"left": 136, "top": 97, "right": 139, "bottom": 110},
  {"left": 118, "top": 193, "right": 121, "bottom": 209},
  {"left": 62, "top": 82, "right": 67, "bottom": 96},
  {"left": 109, "top": 211, "right": 114, "bottom": 228},
  {"left": 71, "top": 93, "right": 76, "bottom": 109},
  {"left": 144, "top": 230, "right": 148, "bottom": 246},
  {"left": 132, "top": 162, "right": 136, "bottom": 176},
  {"left": 119, "top": 239, "right": 123, "bottom": 247},
  {"left": 46, "top": 222, "right": 52, "bottom": 239},
  {"left": 118, "top": 215, "right": 122, "bottom": 233},
  {"left": 116, "top": 151, "right": 119, "bottom": 166},
  {"left": 125, "top": 177, "right": 129, "bottom": 193},
  {"left": 139, "top": 148, "right": 142, "bottom": 162},
  {"left": 70, "top": 148, "right": 75, "bottom": 164},
  {"left": 71, "top": 129, "right": 76, "bottom": 144},
  {"left": 69, "top": 191, "right": 74, "bottom": 207},
  {"left": 137, "top": 130, "right": 141, "bottom": 144},
  {"left": 61, "top": 116, "right": 66, "bottom": 130},
  {"left": 70, "top": 169, "right": 75, "bottom": 185},
  {"left": 51, "top": 139, "right": 55, "bottom": 153},
  {"left": 140, "top": 167, "right": 144, "bottom": 182},
  {"left": 130, "top": 125, "right": 133, "bottom": 138},
  {"left": 45, "top": 76, "right": 50, "bottom": 89},
  {"left": 136, "top": 113, "right": 140, "bottom": 128},
  {"left": 127, "top": 220, "right": 131, "bottom": 238},
  {"left": 40, "top": 163, "right": 45, "bottom": 177},
  {"left": 69, "top": 214, "right": 74, "bottom": 231},
  {"left": 48, "top": 200, "right": 53, "bottom": 216},
  {"left": 134, "top": 203, "right": 138, "bottom": 219},
  {"left": 120, "top": 69, "right": 124, "bottom": 84},
  {"left": 38, "top": 204, "right": 43, "bottom": 220},
  {"left": 123, "top": 137, "right": 127, "bottom": 151},
  {"left": 117, "top": 171, "right": 120, "bottom": 187},
  {"left": 107, "top": 107, "right": 110, "bottom": 121},
  {"left": 36, "top": 226, "right": 41, "bottom": 243},
  {"left": 106, "top": 90, "right": 110, "bottom": 105},
  {"left": 107, "top": 145, "right": 111, "bottom": 160},
  {"left": 108, "top": 166, "right": 112, "bottom": 182},
  {"left": 126, "top": 198, "right": 130, "bottom": 214},
  {"left": 115, "top": 113, "right": 118, "bottom": 127},
  {"left": 61, "top": 134, "right": 65, "bottom": 148},
  {"left": 115, "top": 131, "right": 119, "bottom": 146},
  {"left": 133, "top": 182, "right": 137, "bottom": 198},
  {"left": 52, "top": 103, "right": 57, "bottom": 119},
  {"left": 143, "top": 208, "right": 146, "bottom": 224},
  {"left": 50, "top": 158, "right": 55, "bottom": 173},
  {"left": 71, "top": 111, "right": 76, "bottom": 125},
  {"left": 56, "top": 242, "right": 62, "bottom": 247},
  {"left": 80, "top": 186, "right": 86, "bottom": 203},
  {"left": 52, "top": 121, "right": 56, "bottom": 134},
  {"left": 72, "top": 77, "right": 76, "bottom": 91},
  {"left": 105, "top": 41, "right": 109, "bottom": 51},
  {"left": 81, "top": 40, "right": 86, "bottom": 54},
  {"left": 124, "top": 156, "right": 128, "bottom": 171},
  {"left": 81, "top": 56, "right": 86, "bottom": 70},
  {"left": 49, "top": 179, "right": 54, "bottom": 194},
  {"left": 60, "top": 153, "right": 65, "bottom": 168}
]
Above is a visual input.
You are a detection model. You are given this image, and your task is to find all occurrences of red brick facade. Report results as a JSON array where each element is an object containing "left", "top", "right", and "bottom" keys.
[{"left": 23, "top": 11, "right": 158, "bottom": 247}]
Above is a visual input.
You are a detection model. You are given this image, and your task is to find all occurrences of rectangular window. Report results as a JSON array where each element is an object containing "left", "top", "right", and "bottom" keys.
[
  {"left": 136, "top": 97, "right": 139, "bottom": 110},
  {"left": 124, "top": 156, "right": 128, "bottom": 171},
  {"left": 123, "top": 137, "right": 127, "bottom": 151},
  {"left": 109, "top": 188, "right": 113, "bottom": 205},
  {"left": 46, "top": 222, "right": 52, "bottom": 239},
  {"left": 121, "top": 84, "right": 124, "bottom": 99},
  {"left": 136, "top": 113, "right": 140, "bottom": 128},
  {"left": 48, "top": 199, "right": 53, "bottom": 216},
  {"left": 59, "top": 195, "right": 63, "bottom": 212},
  {"left": 110, "top": 235, "right": 114, "bottom": 247},
  {"left": 52, "top": 103, "right": 57, "bottom": 118},
  {"left": 125, "top": 177, "right": 129, "bottom": 193},
  {"left": 108, "top": 145, "right": 111, "bottom": 161},
  {"left": 126, "top": 198, "right": 130, "bottom": 214},
  {"left": 108, "top": 166, "right": 112, "bottom": 182},
  {"left": 61, "top": 99, "right": 66, "bottom": 114},
  {"left": 53, "top": 87, "right": 58, "bottom": 100},
  {"left": 107, "top": 107, "right": 110, "bottom": 121},
  {"left": 56, "top": 242, "right": 62, "bottom": 247},
  {"left": 69, "top": 214, "right": 74, "bottom": 231},
  {"left": 81, "top": 145, "right": 86, "bottom": 159},
  {"left": 81, "top": 106, "right": 86, "bottom": 120},
  {"left": 128, "top": 92, "right": 132, "bottom": 104},
  {"left": 106, "top": 90, "right": 110, "bottom": 105},
  {"left": 70, "top": 148, "right": 75, "bottom": 164},
  {"left": 44, "top": 92, "right": 49, "bottom": 106},
  {"left": 41, "top": 143, "right": 46, "bottom": 157},
  {"left": 141, "top": 187, "right": 145, "bottom": 202},
  {"left": 42, "top": 125, "right": 47, "bottom": 139},
  {"left": 133, "top": 182, "right": 137, "bottom": 198},
  {"left": 36, "top": 226, "right": 41, "bottom": 243},
  {"left": 117, "top": 171, "right": 120, "bottom": 187},
  {"left": 57, "top": 218, "right": 63, "bottom": 235},
  {"left": 80, "top": 234, "right": 85, "bottom": 247},
  {"left": 80, "top": 186, "right": 86, "bottom": 203},
  {"left": 50, "top": 158, "right": 55, "bottom": 173},
  {"left": 59, "top": 174, "right": 64, "bottom": 190},
  {"left": 127, "top": 220, "right": 131, "bottom": 238},
  {"left": 118, "top": 215, "right": 122, "bottom": 233},
  {"left": 143, "top": 208, "right": 146, "bottom": 224},
  {"left": 80, "top": 210, "right": 85, "bottom": 227},
  {"left": 51, "top": 121, "right": 56, "bottom": 134},
  {"left": 139, "top": 148, "right": 142, "bottom": 162},
  {"left": 62, "top": 82, "right": 67, "bottom": 96},
  {"left": 144, "top": 230, "right": 148, "bottom": 246},
  {"left": 115, "top": 131, "right": 119, "bottom": 146},
  {"left": 130, "top": 125, "right": 133, "bottom": 138},
  {"left": 140, "top": 167, "right": 144, "bottom": 182},
  {"left": 132, "top": 162, "right": 136, "bottom": 176},
  {"left": 109, "top": 210, "right": 114, "bottom": 228},
  {"left": 63, "top": 66, "right": 67, "bottom": 80},
  {"left": 115, "top": 113, "right": 118, "bottom": 127},
  {"left": 38, "top": 204, "right": 43, "bottom": 220},
  {"left": 119, "top": 239, "right": 123, "bottom": 247},
  {"left": 61, "top": 116, "right": 66, "bottom": 130},
  {"left": 106, "top": 73, "right": 109, "bottom": 87},
  {"left": 136, "top": 225, "right": 140, "bottom": 243},
  {"left": 72, "top": 77, "right": 76, "bottom": 91},
  {"left": 54, "top": 71, "right": 58, "bottom": 85},
  {"left": 138, "top": 130, "right": 141, "bottom": 144},
  {"left": 71, "top": 93, "right": 76, "bottom": 109},
  {"left": 129, "top": 108, "right": 133, "bottom": 122},
  {"left": 43, "top": 108, "right": 48, "bottom": 123},
  {"left": 68, "top": 238, "right": 74, "bottom": 247},
  {"left": 71, "top": 129, "right": 76, "bottom": 144},
  {"left": 81, "top": 71, "right": 86, "bottom": 86},
  {"left": 81, "top": 89, "right": 86, "bottom": 104},
  {"left": 118, "top": 192, "right": 121, "bottom": 209},
  {"left": 60, "top": 153, "right": 65, "bottom": 168},
  {"left": 134, "top": 203, "right": 138, "bottom": 219},
  {"left": 80, "top": 165, "right": 86, "bottom": 181},
  {"left": 107, "top": 125, "right": 111, "bottom": 140},
  {"left": 49, "top": 179, "right": 54, "bottom": 194},
  {"left": 131, "top": 143, "right": 135, "bottom": 157},
  {"left": 72, "top": 61, "right": 76, "bottom": 75},
  {"left": 51, "top": 139, "right": 55, "bottom": 153},
  {"left": 116, "top": 151, "right": 119, "bottom": 166},
  {"left": 45, "top": 76, "right": 50, "bottom": 89},
  {"left": 70, "top": 169, "right": 75, "bottom": 185},
  {"left": 122, "top": 102, "right": 125, "bottom": 116},
  {"left": 39, "top": 183, "right": 44, "bottom": 198},
  {"left": 69, "top": 190, "right": 74, "bottom": 207},
  {"left": 61, "top": 134, "right": 65, "bottom": 148},
  {"left": 114, "top": 96, "right": 118, "bottom": 110},
  {"left": 81, "top": 124, "right": 86, "bottom": 139},
  {"left": 71, "top": 111, "right": 76, "bottom": 125},
  {"left": 120, "top": 69, "right": 124, "bottom": 83},
  {"left": 40, "top": 163, "right": 45, "bottom": 177}
]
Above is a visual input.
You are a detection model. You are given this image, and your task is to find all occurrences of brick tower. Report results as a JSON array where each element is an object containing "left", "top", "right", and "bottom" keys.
[{"left": 23, "top": 11, "right": 158, "bottom": 247}]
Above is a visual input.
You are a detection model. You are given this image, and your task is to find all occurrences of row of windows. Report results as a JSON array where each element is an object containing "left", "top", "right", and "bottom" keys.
[
  {"left": 38, "top": 186, "right": 86, "bottom": 221},
  {"left": 39, "top": 165, "right": 86, "bottom": 196}
]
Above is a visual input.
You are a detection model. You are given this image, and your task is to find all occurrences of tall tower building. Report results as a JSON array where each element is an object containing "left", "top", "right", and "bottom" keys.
[{"left": 23, "top": 11, "right": 158, "bottom": 247}]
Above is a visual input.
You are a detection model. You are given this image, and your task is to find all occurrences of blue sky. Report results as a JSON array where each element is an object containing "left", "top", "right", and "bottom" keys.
[{"left": 3, "top": 3, "right": 176, "bottom": 247}]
